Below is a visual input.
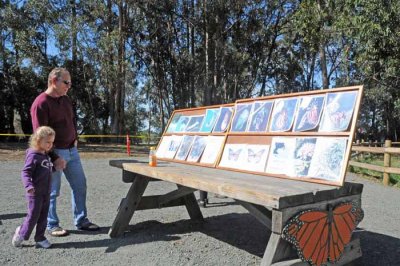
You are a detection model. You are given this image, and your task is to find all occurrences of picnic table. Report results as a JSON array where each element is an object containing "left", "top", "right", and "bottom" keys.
[{"left": 109, "top": 158, "right": 363, "bottom": 266}]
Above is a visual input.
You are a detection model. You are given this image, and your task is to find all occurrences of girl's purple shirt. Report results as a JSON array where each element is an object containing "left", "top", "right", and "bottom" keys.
[{"left": 21, "top": 148, "right": 54, "bottom": 195}]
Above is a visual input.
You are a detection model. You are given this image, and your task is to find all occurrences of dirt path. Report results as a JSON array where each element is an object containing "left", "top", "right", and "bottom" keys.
[{"left": 1, "top": 155, "right": 399, "bottom": 265}]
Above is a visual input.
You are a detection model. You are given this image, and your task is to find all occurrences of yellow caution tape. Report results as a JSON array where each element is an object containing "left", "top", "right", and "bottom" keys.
[{"left": 0, "top": 133, "right": 157, "bottom": 139}]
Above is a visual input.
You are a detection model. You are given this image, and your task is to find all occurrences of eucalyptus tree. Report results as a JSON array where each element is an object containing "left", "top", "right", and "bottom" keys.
[
  {"left": 336, "top": 0, "right": 400, "bottom": 140},
  {"left": 285, "top": 0, "right": 346, "bottom": 90},
  {"left": 1, "top": 0, "right": 58, "bottom": 134}
]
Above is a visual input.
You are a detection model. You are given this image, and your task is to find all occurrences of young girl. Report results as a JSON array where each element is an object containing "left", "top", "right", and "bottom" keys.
[{"left": 12, "top": 126, "right": 56, "bottom": 248}]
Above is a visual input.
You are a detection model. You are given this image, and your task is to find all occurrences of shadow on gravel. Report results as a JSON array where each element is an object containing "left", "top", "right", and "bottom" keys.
[
  {"left": 50, "top": 225, "right": 180, "bottom": 253},
  {"left": 67, "top": 228, "right": 110, "bottom": 235},
  {"left": 0, "top": 213, "right": 26, "bottom": 220},
  {"left": 49, "top": 213, "right": 267, "bottom": 256},
  {"left": 200, "top": 213, "right": 268, "bottom": 257},
  {"left": 122, "top": 213, "right": 267, "bottom": 256},
  {"left": 358, "top": 230, "right": 400, "bottom": 266}
]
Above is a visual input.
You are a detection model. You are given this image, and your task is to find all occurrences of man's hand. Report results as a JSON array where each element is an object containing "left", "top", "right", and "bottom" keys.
[
  {"left": 54, "top": 157, "right": 67, "bottom": 171},
  {"left": 27, "top": 188, "right": 35, "bottom": 195}
]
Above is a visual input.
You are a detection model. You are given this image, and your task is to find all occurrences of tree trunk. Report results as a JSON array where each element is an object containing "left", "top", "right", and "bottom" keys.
[
  {"left": 317, "top": 0, "right": 329, "bottom": 89},
  {"left": 258, "top": 76, "right": 266, "bottom": 97},
  {"left": 106, "top": 0, "right": 115, "bottom": 133},
  {"left": 71, "top": 0, "right": 77, "bottom": 75},
  {"left": 203, "top": 0, "right": 211, "bottom": 105},
  {"left": 306, "top": 51, "right": 317, "bottom": 90},
  {"left": 213, "top": 12, "right": 218, "bottom": 105},
  {"left": 115, "top": 0, "right": 126, "bottom": 134},
  {"left": 190, "top": 0, "right": 195, "bottom": 107},
  {"left": 0, "top": 21, "right": 8, "bottom": 133},
  {"left": 319, "top": 42, "right": 329, "bottom": 89}
]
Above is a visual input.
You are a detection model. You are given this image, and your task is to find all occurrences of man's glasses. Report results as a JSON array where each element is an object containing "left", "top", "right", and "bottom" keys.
[{"left": 62, "top": 80, "right": 72, "bottom": 86}]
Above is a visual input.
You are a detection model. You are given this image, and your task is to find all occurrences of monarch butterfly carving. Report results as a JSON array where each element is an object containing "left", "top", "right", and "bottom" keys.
[{"left": 282, "top": 201, "right": 364, "bottom": 266}]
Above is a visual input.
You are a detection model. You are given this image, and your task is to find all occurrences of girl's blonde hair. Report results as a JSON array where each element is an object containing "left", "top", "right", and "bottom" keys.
[{"left": 29, "top": 126, "right": 56, "bottom": 149}]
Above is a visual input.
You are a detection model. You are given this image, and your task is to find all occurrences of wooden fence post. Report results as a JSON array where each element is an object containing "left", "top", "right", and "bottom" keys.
[
  {"left": 383, "top": 140, "right": 392, "bottom": 186},
  {"left": 360, "top": 140, "right": 365, "bottom": 160},
  {"left": 355, "top": 139, "right": 360, "bottom": 159}
]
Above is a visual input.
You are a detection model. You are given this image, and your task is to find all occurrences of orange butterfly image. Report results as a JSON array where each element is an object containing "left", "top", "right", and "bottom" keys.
[{"left": 282, "top": 202, "right": 364, "bottom": 266}]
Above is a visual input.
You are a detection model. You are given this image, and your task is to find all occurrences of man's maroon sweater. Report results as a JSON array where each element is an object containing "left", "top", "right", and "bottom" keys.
[{"left": 31, "top": 92, "right": 77, "bottom": 149}]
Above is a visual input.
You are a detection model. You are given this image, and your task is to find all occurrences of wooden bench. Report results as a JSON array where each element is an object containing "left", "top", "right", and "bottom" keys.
[{"left": 109, "top": 158, "right": 363, "bottom": 266}]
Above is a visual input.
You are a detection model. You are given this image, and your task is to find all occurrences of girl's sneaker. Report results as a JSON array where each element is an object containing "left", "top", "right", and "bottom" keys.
[
  {"left": 12, "top": 226, "right": 23, "bottom": 247},
  {"left": 36, "top": 239, "right": 51, "bottom": 249}
]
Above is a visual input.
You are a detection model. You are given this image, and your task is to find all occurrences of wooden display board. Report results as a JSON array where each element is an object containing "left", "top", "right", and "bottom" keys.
[{"left": 156, "top": 85, "right": 363, "bottom": 186}]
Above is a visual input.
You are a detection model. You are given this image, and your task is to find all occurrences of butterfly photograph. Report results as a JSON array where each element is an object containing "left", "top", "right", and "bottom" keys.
[
  {"left": 265, "top": 137, "right": 296, "bottom": 175},
  {"left": 163, "top": 135, "right": 183, "bottom": 159},
  {"left": 219, "top": 144, "right": 246, "bottom": 169},
  {"left": 293, "top": 138, "right": 317, "bottom": 177},
  {"left": 245, "top": 145, "right": 270, "bottom": 172},
  {"left": 185, "top": 115, "right": 205, "bottom": 132},
  {"left": 200, "top": 109, "right": 220, "bottom": 133},
  {"left": 247, "top": 148, "right": 265, "bottom": 164},
  {"left": 294, "top": 96, "right": 325, "bottom": 132},
  {"left": 187, "top": 136, "right": 207, "bottom": 162},
  {"left": 228, "top": 148, "right": 242, "bottom": 161},
  {"left": 282, "top": 201, "right": 364, "bottom": 266},
  {"left": 230, "top": 103, "right": 253, "bottom": 132},
  {"left": 200, "top": 136, "right": 225, "bottom": 164},
  {"left": 248, "top": 100, "right": 273, "bottom": 132},
  {"left": 155, "top": 136, "right": 173, "bottom": 158},
  {"left": 174, "top": 116, "right": 190, "bottom": 132},
  {"left": 308, "top": 138, "right": 347, "bottom": 183},
  {"left": 213, "top": 107, "right": 233, "bottom": 133},
  {"left": 165, "top": 113, "right": 182, "bottom": 133},
  {"left": 319, "top": 91, "right": 358, "bottom": 132},
  {"left": 269, "top": 98, "right": 299, "bottom": 132},
  {"left": 174, "top": 135, "right": 195, "bottom": 160}
]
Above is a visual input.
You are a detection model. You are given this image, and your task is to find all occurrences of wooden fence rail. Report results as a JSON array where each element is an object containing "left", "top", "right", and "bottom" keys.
[{"left": 350, "top": 140, "right": 400, "bottom": 185}]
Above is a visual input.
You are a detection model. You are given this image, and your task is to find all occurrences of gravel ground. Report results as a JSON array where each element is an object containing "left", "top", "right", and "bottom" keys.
[{"left": 1, "top": 156, "right": 400, "bottom": 266}]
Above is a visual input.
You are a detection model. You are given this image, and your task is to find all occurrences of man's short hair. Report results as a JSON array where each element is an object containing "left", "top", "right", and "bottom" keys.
[{"left": 48, "top": 67, "right": 69, "bottom": 87}]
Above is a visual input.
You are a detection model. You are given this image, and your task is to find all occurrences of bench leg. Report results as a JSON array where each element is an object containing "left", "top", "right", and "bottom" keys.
[
  {"left": 178, "top": 185, "right": 204, "bottom": 221},
  {"left": 261, "top": 232, "right": 296, "bottom": 266},
  {"left": 236, "top": 200, "right": 272, "bottom": 229},
  {"left": 109, "top": 175, "right": 150, "bottom": 238}
]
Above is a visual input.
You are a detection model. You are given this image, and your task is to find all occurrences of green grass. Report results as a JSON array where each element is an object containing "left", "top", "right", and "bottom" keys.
[{"left": 350, "top": 154, "right": 400, "bottom": 187}]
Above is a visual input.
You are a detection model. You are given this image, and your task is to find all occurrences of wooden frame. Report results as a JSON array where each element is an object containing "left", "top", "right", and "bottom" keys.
[
  {"left": 157, "top": 103, "right": 234, "bottom": 167},
  {"left": 156, "top": 86, "right": 363, "bottom": 186}
]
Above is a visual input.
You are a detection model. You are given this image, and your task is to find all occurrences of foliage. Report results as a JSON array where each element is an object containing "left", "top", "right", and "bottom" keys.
[{"left": 1, "top": 0, "right": 400, "bottom": 140}]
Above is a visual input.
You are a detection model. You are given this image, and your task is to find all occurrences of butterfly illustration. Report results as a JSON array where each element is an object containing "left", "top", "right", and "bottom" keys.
[
  {"left": 234, "top": 108, "right": 250, "bottom": 131},
  {"left": 274, "top": 109, "right": 288, "bottom": 130},
  {"left": 297, "top": 104, "right": 319, "bottom": 130},
  {"left": 228, "top": 148, "right": 242, "bottom": 161},
  {"left": 247, "top": 149, "right": 265, "bottom": 164},
  {"left": 282, "top": 201, "right": 364, "bottom": 266}
]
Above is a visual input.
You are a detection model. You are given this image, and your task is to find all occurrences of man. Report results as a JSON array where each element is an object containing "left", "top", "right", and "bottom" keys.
[{"left": 31, "top": 67, "right": 99, "bottom": 236}]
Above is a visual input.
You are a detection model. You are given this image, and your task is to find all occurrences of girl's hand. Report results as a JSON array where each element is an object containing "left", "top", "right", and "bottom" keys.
[
  {"left": 53, "top": 157, "right": 66, "bottom": 171},
  {"left": 27, "top": 188, "right": 35, "bottom": 195}
]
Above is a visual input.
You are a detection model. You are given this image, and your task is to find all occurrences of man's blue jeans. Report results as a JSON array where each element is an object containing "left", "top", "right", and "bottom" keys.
[{"left": 47, "top": 147, "right": 89, "bottom": 230}]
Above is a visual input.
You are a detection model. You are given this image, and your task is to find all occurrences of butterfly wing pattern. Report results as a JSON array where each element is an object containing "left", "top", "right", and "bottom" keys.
[
  {"left": 282, "top": 201, "right": 364, "bottom": 266},
  {"left": 247, "top": 149, "right": 265, "bottom": 163},
  {"left": 228, "top": 148, "right": 242, "bottom": 161}
]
